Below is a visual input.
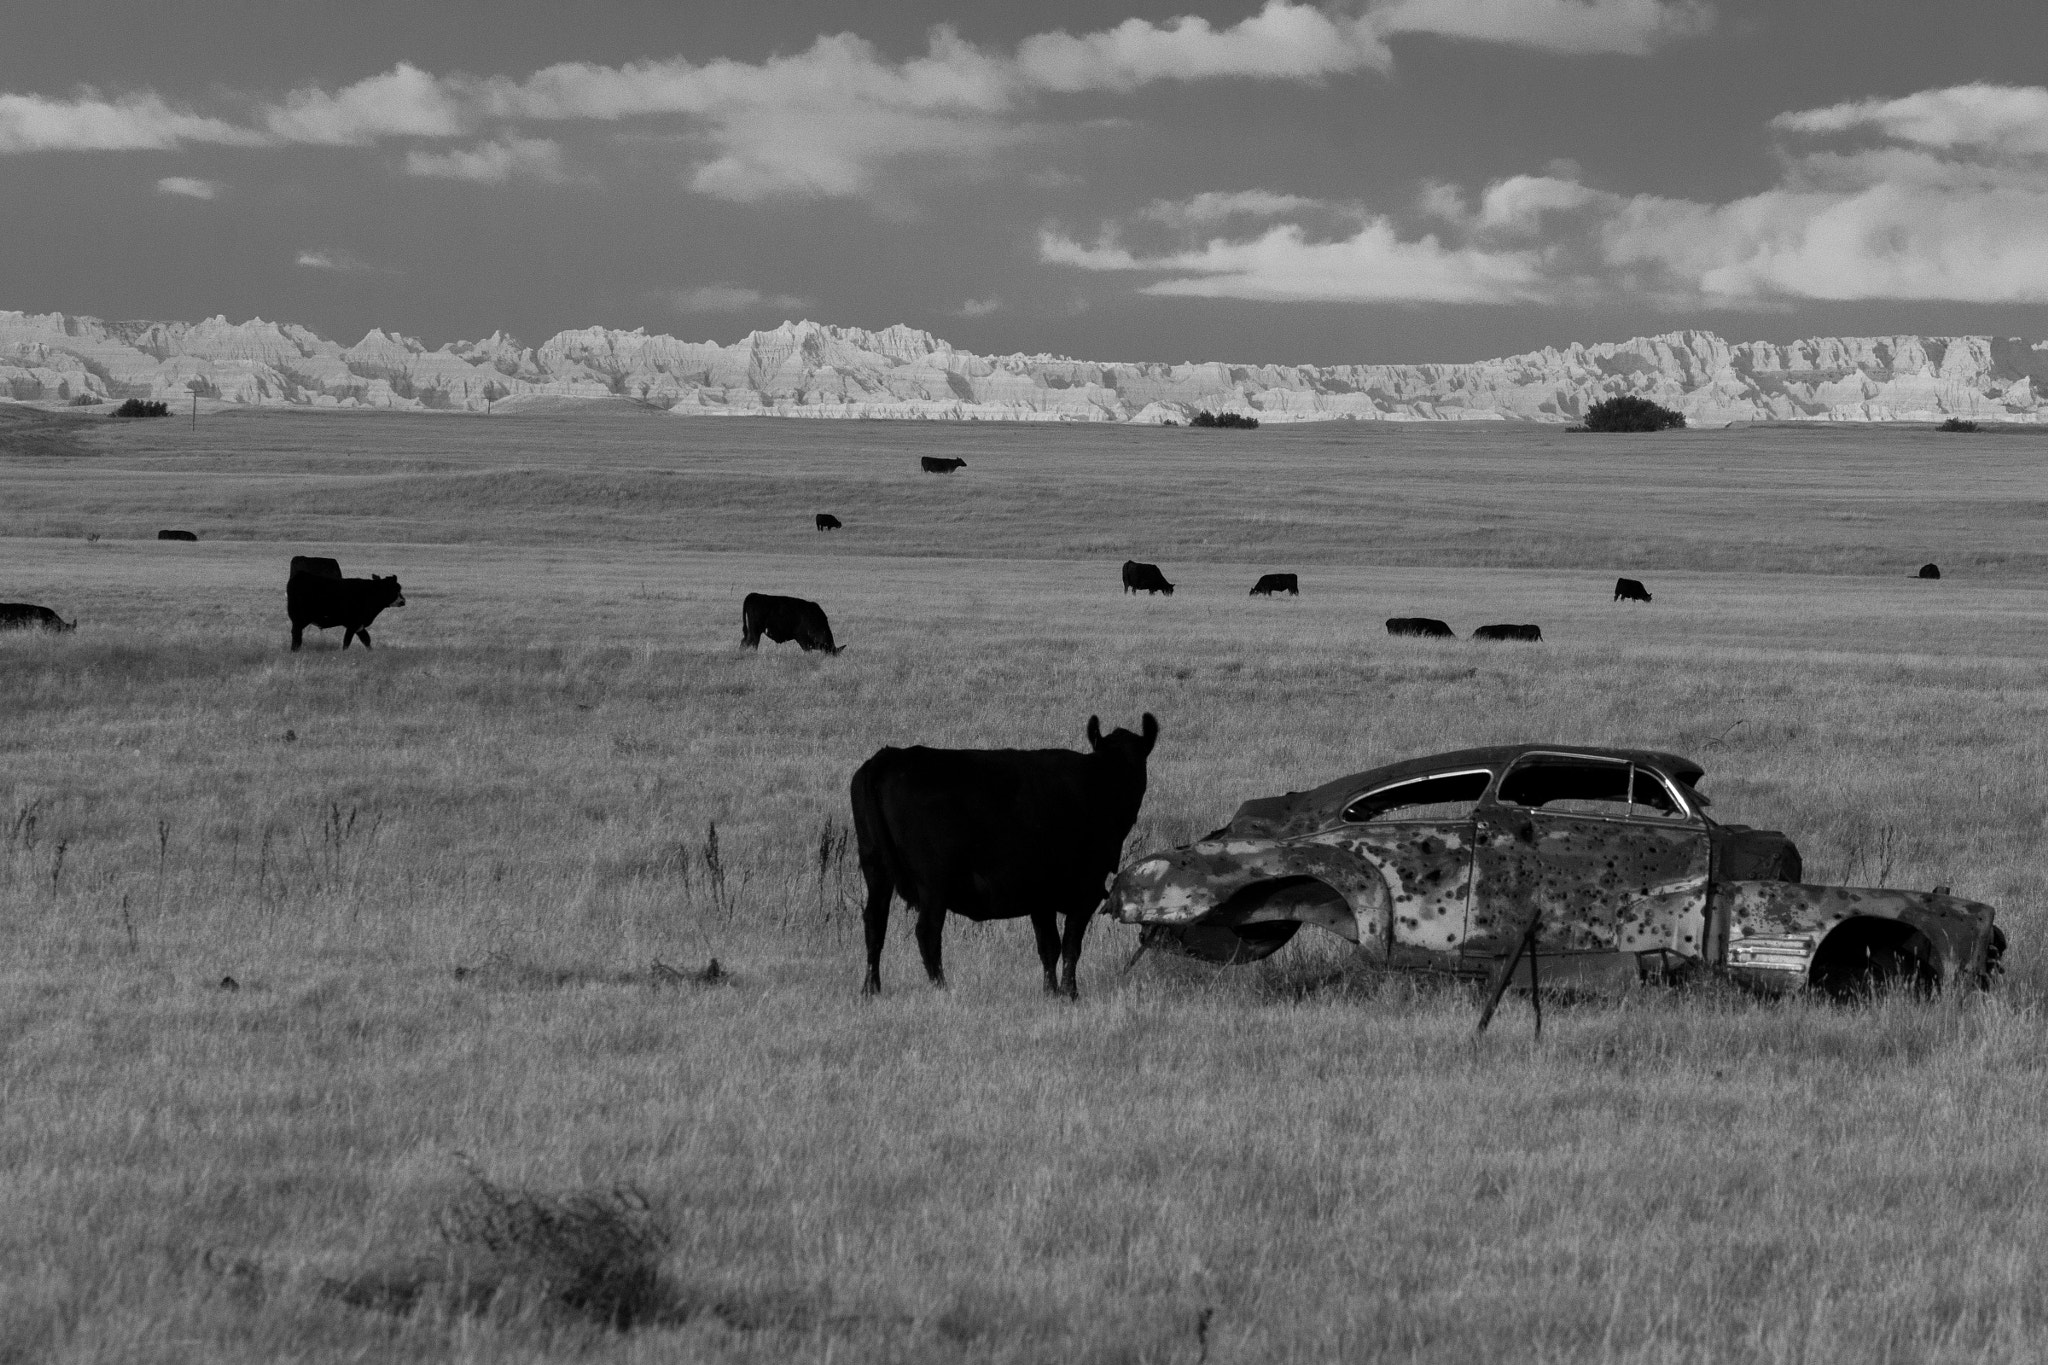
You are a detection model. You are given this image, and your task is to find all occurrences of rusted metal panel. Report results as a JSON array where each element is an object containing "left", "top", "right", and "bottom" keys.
[
  {"left": 1717, "top": 881, "right": 1998, "bottom": 989},
  {"left": 1468, "top": 809, "right": 1709, "bottom": 959}
]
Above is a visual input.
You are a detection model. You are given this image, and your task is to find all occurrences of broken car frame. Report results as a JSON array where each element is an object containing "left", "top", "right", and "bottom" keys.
[{"left": 1109, "top": 745, "right": 2002, "bottom": 998}]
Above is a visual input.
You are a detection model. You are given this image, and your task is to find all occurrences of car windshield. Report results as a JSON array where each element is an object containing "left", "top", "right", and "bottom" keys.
[
  {"left": 1343, "top": 770, "right": 1492, "bottom": 823},
  {"left": 1496, "top": 755, "right": 1688, "bottom": 819}
]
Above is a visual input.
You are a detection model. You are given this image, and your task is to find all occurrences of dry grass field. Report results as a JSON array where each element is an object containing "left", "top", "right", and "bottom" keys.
[{"left": 4, "top": 403, "right": 2048, "bottom": 1363}]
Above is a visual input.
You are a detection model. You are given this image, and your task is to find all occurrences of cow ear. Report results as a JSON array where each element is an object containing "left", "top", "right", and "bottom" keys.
[
  {"left": 1086, "top": 715, "right": 1103, "bottom": 749},
  {"left": 1140, "top": 713, "right": 1159, "bottom": 752}
]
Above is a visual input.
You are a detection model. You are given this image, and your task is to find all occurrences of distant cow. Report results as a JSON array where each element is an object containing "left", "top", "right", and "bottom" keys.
[
  {"left": 1387, "top": 617, "right": 1455, "bottom": 639},
  {"left": 0, "top": 603, "right": 76, "bottom": 632},
  {"left": 1918, "top": 563, "right": 1941, "bottom": 580},
  {"left": 288, "top": 574, "right": 404, "bottom": 650},
  {"left": 1614, "top": 577, "right": 1652, "bottom": 603},
  {"left": 158, "top": 529, "right": 197, "bottom": 542},
  {"left": 1122, "top": 560, "right": 1175, "bottom": 595},
  {"left": 920, "top": 456, "right": 967, "bottom": 473},
  {"left": 1474, "top": 623, "right": 1543, "bottom": 642},
  {"left": 1249, "top": 573, "right": 1299, "bottom": 597},
  {"left": 816, "top": 514, "right": 842, "bottom": 531},
  {"left": 852, "top": 713, "right": 1159, "bottom": 998},
  {"left": 289, "top": 555, "right": 342, "bottom": 580},
  {"left": 741, "top": 593, "right": 841, "bottom": 654}
]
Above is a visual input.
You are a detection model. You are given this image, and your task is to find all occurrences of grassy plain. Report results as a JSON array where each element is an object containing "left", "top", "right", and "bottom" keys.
[{"left": 3, "top": 403, "right": 2048, "bottom": 1362}]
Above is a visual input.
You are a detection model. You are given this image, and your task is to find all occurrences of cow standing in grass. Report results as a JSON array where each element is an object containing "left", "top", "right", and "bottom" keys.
[
  {"left": 740, "top": 593, "right": 841, "bottom": 654},
  {"left": 1122, "top": 561, "right": 1174, "bottom": 595},
  {"left": 0, "top": 603, "right": 75, "bottom": 632},
  {"left": 1614, "top": 577, "right": 1652, "bottom": 603},
  {"left": 288, "top": 574, "right": 405, "bottom": 650},
  {"left": 851, "top": 713, "right": 1160, "bottom": 999}
]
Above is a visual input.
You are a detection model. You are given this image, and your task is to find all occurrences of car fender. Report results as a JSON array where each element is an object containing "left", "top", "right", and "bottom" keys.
[
  {"left": 1110, "top": 838, "right": 1394, "bottom": 952},
  {"left": 1716, "top": 881, "right": 1998, "bottom": 989}
]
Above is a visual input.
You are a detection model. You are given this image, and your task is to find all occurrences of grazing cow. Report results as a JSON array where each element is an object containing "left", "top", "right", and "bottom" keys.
[
  {"left": 289, "top": 555, "right": 342, "bottom": 580},
  {"left": 158, "top": 529, "right": 197, "bottom": 542},
  {"left": 287, "top": 574, "right": 404, "bottom": 650},
  {"left": 740, "top": 593, "right": 841, "bottom": 654},
  {"left": 920, "top": 456, "right": 967, "bottom": 473},
  {"left": 816, "top": 514, "right": 843, "bottom": 531},
  {"left": 1249, "top": 573, "right": 1299, "bottom": 597},
  {"left": 1474, "top": 623, "right": 1543, "bottom": 642},
  {"left": 1386, "top": 617, "right": 1455, "bottom": 639},
  {"left": 0, "top": 603, "right": 76, "bottom": 632},
  {"left": 852, "top": 713, "right": 1160, "bottom": 998},
  {"left": 1614, "top": 577, "right": 1652, "bottom": 603},
  {"left": 1122, "top": 560, "right": 1175, "bottom": 595},
  {"left": 1918, "top": 563, "right": 1941, "bottom": 580}
]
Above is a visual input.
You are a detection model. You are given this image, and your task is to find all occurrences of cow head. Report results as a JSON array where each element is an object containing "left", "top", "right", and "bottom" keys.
[
  {"left": 374, "top": 575, "right": 407, "bottom": 608},
  {"left": 1087, "top": 712, "right": 1160, "bottom": 762}
]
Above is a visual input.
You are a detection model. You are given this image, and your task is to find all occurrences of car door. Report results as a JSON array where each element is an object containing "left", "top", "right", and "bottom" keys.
[
  {"left": 1468, "top": 753, "right": 1711, "bottom": 962},
  {"left": 1317, "top": 768, "right": 1492, "bottom": 962}
]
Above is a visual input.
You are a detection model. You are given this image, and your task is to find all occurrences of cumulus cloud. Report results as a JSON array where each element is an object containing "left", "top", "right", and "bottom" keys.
[
  {"left": 662, "top": 285, "right": 812, "bottom": 313},
  {"left": 0, "top": 91, "right": 263, "bottom": 153},
  {"left": 404, "top": 137, "right": 566, "bottom": 183},
  {"left": 155, "top": 175, "right": 220, "bottom": 199},
  {"left": 959, "top": 297, "right": 1003, "bottom": 317},
  {"left": 1046, "top": 81, "right": 2048, "bottom": 307},
  {"left": 1771, "top": 83, "right": 2048, "bottom": 159},
  {"left": 0, "top": 3, "right": 1710, "bottom": 211},
  {"left": 295, "top": 249, "right": 384, "bottom": 273},
  {"left": 1368, "top": 0, "right": 1713, "bottom": 56}
]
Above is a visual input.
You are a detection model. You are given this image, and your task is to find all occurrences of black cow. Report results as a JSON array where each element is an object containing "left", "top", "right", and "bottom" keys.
[
  {"left": 741, "top": 593, "right": 841, "bottom": 654},
  {"left": 1614, "top": 577, "right": 1652, "bottom": 603},
  {"left": 1474, "top": 623, "right": 1543, "bottom": 642},
  {"left": 288, "top": 574, "right": 404, "bottom": 650},
  {"left": 158, "top": 529, "right": 197, "bottom": 542},
  {"left": 920, "top": 456, "right": 967, "bottom": 473},
  {"left": 1249, "top": 573, "right": 1299, "bottom": 597},
  {"left": 851, "top": 713, "right": 1159, "bottom": 998},
  {"left": 290, "top": 555, "right": 342, "bottom": 580},
  {"left": 0, "top": 603, "right": 76, "bottom": 632},
  {"left": 1918, "top": 563, "right": 1941, "bottom": 580},
  {"left": 816, "top": 514, "right": 843, "bottom": 531},
  {"left": 1122, "top": 560, "right": 1174, "bottom": 595},
  {"left": 1386, "top": 617, "right": 1455, "bottom": 638}
]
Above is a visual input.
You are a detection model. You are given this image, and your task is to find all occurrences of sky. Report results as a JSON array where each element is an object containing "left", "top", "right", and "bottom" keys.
[{"left": 1, "top": 0, "right": 2046, "bottom": 364}]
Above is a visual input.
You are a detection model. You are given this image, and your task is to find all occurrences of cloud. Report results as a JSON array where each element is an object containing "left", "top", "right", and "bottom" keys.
[
  {"left": 404, "top": 136, "right": 567, "bottom": 183},
  {"left": 294, "top": 249, "right": 384, "bottom": 273},
  {"left": 0, "top": 91, "right": 263, "bottom": 153},
  {"left": 1136, "top": 189, "right": 1331, "bottom": 227},
  {"left": 155, "top": 175, "right": 220, "bottom": 200},
  {"left": 1015, "top": 4, "right": 1392, "bottom": 91},
  {"left": 263, "top": 63, "right": 468, "bottom": 145},
  {"left": 661, "top": 285, "right": 811, "bottom": 313},
  {"left": 959, "top": 298, "right": 1003, "bottom": 317},
  {"left": 1771, "top": 83, "right": 2048, "bottom": 159},
  {"left": 1043, "top": 82, "right": 2048, "bottom": 306},
  {"left": 1368, "top": 0, "right": 1713, "bottom": 56}
]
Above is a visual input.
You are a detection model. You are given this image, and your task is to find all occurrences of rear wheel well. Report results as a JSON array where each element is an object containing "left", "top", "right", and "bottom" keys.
[{"left": 1809, "top": 917, "right": 1939, "bottom": 999}]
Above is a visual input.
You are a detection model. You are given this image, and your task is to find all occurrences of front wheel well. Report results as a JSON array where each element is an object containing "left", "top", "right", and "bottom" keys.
[{"left": 1809, "top": 917, "right": 1939, "bottom": 999}]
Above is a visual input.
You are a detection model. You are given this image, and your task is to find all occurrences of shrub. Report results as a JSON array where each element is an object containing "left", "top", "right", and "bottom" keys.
[
  {"left": 113, "top": 399, "right": 170, "bottom": 418},
  {"left": 1190, "top": 411, "right": 1260, "bottom": 429},
  {"left": 67, "top": 394, "right": 102, "bottom": 407},
  {"left": 1582, "top": 396, "right": 1685, "bottom": 432},
  {"left": 1938, "top": 417, "right": 1979, "bottom": 433}
]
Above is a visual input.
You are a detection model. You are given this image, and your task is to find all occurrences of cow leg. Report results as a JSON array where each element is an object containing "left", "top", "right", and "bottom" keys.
[
  {"left": 290, "top": 621, "right": 304, "bottom": 651},
  {"left": 860, "top": 864, "right": 892, "bottom": 995},
  {"left": 1058, "top": 909, "right": 1094, "bottom": 1000},
  {"left": 340, "top": 626, "right": 355, "bottom": 649},
  {"left": 913, "top": 905, "right": 947, "bottom": 988},
  {"left": 357, "top": 628, "right": 373, "bottom": 650},
  {"left": 1031, "top": 911, "right": 1063, "bottom": 994}
]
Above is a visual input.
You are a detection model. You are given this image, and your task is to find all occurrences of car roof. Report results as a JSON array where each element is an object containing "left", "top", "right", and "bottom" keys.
[{"left": 1227, "top": 743, "right": 1706, "bottom": 835}]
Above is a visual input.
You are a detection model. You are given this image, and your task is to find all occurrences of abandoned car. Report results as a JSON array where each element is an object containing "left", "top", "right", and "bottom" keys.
[{"left": 1109, "top": 745, "right": 2002, "bottom": 995}]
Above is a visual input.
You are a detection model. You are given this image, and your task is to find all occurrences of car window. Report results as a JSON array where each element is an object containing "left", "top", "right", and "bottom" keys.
[
  {"left": 1497, "top": 756, "right": 1689, "bottom": 820},
  {"left": 1342, "top": 770, "right": 1492, "bottom": 824}
]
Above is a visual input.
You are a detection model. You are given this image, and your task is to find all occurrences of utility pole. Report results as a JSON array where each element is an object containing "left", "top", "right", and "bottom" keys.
[{"left": 190, "top": 392, "right": 197, "bottom": 431}]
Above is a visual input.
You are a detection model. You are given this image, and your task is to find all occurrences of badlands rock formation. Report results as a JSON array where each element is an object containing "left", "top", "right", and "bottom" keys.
[{"left": 3, "top": 310, "right": 2044, "bottom": 424}]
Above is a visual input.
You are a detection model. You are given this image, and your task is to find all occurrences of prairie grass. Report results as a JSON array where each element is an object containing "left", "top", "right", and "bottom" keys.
[{"left": 3, "top": 409, "right": 2048, "bottom": 1362}]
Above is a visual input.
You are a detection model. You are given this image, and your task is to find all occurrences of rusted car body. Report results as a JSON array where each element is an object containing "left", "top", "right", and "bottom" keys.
[{"left": 1109, "top": 745, "right": 2001, "bottom": 995}]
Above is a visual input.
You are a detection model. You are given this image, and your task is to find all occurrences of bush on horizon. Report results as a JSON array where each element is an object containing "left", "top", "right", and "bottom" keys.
[
  {"left": 1939, "top": 417, "right": 1980, "bottom": 433},
  {"left": 1582, "top": 395, "right": 1686, "bottom": 432},
  {"left": 1191, "top": 410, "right": 1260, "bottom": 429},
  {"left": 113, "top": 398, "right": 170, "bottom": 418}
]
